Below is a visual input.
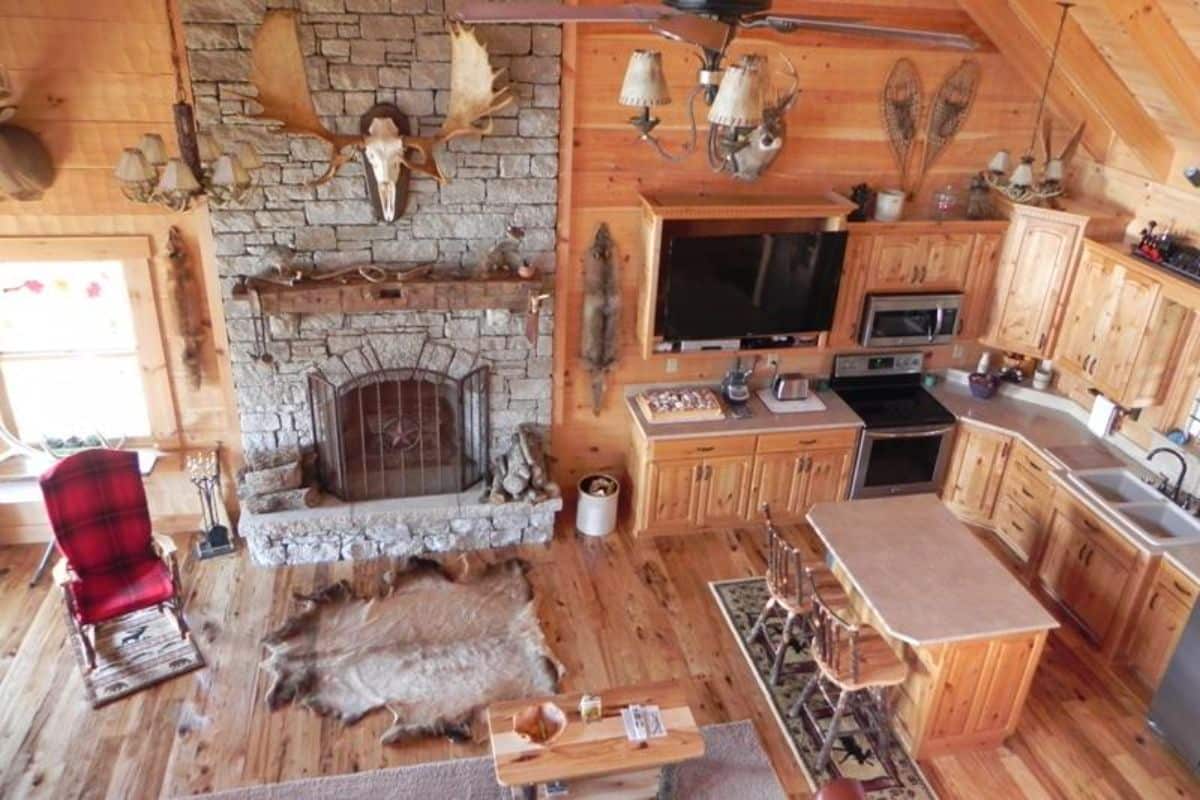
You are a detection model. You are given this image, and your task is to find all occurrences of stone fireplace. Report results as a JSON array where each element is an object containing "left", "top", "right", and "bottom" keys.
[{"left": 180, "top": 1, "right": 563, "bottom": 564}]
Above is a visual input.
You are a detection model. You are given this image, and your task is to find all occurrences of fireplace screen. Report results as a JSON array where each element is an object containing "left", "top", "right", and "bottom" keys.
[{"left": 309, "top": 366, "right": 489, "bottom": 502}]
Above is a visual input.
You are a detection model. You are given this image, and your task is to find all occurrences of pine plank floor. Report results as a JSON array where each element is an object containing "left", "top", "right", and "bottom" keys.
[{"left": 0, "top": 523, "right": 1197, "bottom": 799}]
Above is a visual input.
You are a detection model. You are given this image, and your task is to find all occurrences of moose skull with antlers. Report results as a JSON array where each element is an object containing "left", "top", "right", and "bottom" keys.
[{"left": 249, "top": 11, "right": 513, "bottom": 222}]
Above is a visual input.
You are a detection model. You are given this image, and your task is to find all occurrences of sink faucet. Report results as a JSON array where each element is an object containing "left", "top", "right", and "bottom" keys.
[{"left": 1147, "top": 447, "right": 1188, "bottom": 502}]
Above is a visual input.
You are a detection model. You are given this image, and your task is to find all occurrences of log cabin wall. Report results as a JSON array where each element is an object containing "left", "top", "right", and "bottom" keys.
[
  {"left": 0, "top": 0, "right": 238, "bottom": 454},
  {"left": 550, "top": 0, "right": 1057, "bottom": 489}
]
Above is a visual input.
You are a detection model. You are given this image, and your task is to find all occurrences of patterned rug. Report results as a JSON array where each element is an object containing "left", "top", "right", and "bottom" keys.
[
  {"left": 711, "top": 578, "right": 936, "bottom": 799},
  {"left": 66, "top": 605, "right": 204, "bottom": 708}
]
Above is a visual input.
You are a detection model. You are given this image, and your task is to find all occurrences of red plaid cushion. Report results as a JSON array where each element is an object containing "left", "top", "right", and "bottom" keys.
[
  {"left": 39, "top": 449, "right": 156, "bottom": 575},
  {"left": 67, "top": 558, "right": 175, "bottom": 625}
]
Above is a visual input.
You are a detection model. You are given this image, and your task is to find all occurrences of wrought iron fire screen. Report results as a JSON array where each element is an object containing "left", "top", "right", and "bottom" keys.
[{"left": 308, "top": 365, "right": 489, "bottom": 502}]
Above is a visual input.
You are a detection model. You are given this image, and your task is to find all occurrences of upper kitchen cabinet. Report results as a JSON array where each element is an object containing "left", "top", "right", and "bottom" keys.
[
  {"left": 1054, "top": 241, "right": 1190, "bottom": 408},
  {"left": 982, "top": 201, "right": 1128, "bottom": 358},
  {"left": 831, "top": 221, "right": 1008, "bottom": 347}
]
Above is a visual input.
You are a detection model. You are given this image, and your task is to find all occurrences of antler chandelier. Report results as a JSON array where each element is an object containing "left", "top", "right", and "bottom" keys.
[
  {"left": 617, "top": 48, "right": 797, "bottom": 178},
  {"left": 984, "top": 2, "right": 1079, "bottom": 204}
]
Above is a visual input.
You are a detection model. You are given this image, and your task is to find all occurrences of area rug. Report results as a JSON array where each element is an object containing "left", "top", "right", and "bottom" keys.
[
  {"left": 261, "top": 558, "right": 561, "bottom": 744},
  {"left": 178, "top": 720, "right": 785, "bottom": 799},
  {"left": 711, "top": 577, "right": 937, "bottom": 799},
  {"left": 67, "top": 605, "right": 205, "bottom": 708}
]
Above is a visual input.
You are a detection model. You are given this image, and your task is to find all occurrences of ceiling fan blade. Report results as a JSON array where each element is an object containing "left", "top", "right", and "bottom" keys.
[
  {"left": 454, "top": 1, "right": 674, "bottom": 24},
  {"left": 745, "top": 15, "right": 978, "bottom": 51},
  {"left": 650, "top": 15, "right": 733, "bottom": 52}
]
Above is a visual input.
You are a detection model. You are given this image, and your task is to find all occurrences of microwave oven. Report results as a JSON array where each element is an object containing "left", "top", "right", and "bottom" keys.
[{"left": 860, "top": 293, "right": 963, "bottom": 348}]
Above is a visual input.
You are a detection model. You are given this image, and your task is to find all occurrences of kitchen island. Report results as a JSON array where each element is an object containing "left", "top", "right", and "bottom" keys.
[{"left": 808, "top": 494, "right": 1058, "bottom": 759}]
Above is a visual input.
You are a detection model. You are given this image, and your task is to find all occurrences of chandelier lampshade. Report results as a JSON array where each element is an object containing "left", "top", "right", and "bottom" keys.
[
  {"left": 619, "top": 50, "right": 671, "bottom": 107},
  {"left": 708, "top": 55, "right": 764, "bottom": 128}
]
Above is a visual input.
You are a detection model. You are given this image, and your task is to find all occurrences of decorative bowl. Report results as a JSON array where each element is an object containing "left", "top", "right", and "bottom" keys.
[
  {"left": 513, "top": 702, "right": 568, "bottom": 746},
  {"left": 969, "top": 372, "right": 999, "bottom": 399}
]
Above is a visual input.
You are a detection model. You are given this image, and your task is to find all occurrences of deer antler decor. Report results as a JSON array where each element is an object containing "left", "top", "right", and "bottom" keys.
[{"left": 250, "top": 10, "right": 513, "bottom": 221}]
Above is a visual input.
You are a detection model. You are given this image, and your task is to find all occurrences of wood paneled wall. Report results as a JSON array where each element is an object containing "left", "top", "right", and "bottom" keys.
[
  {"left": 0, "top": 0, "right": 237, "bottom": 453},
  {"left": 550, "top": 0, "right": 1058, "bottom": 488}
]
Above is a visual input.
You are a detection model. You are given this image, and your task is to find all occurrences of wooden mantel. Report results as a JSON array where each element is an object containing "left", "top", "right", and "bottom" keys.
[
  {"left": 232, "top": 273, "right": 550, "bottom": 315},
  {"left": 639, "top": 191, "right": 857, "bottom": 223}
]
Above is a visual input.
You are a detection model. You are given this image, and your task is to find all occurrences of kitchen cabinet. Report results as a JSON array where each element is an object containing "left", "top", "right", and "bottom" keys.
[
  {"left": 989, "top": 441, "right": 1055, "bottom": 567},
  {"left": 983, "top": 202, "right": 1128, "bottom": 358},
  {"left": 1123, "top": 558, "right": 1198, "bottom": 691},
  {"left": 1054, "top": 242, "right": 1189, "bottom": 408},
  {"left": 1039, "top": 492, "right": 1141, "bottom": 647},
  {"left": 830, "top": 222, "right": 1007, "bottom": 347},
  {"left": 941, "top": 423, "right": 1012, "bottom": 525},
  {"left": 631, "top": 425, "right": 857, "bottom": 536}
]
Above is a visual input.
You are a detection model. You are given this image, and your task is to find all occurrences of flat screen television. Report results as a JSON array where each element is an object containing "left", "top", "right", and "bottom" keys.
[{"left": 656, "top": 230, "right": 848, "bottom": 342}]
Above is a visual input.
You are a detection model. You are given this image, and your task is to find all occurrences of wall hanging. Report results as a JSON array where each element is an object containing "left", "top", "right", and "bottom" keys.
[
  {"left": 249, "top": 10, "right": 513, "bottom": 222},
  {"left": 580, "top": 224, "right": 619, "bottom": 416},
  {"left": 881, "top": 58, "right": 922, "bottom": 195},
  {"left": 458, "top": 1, "right": 977, "bottom": 179},
  {"left": 915, "top": 59, "right": 980, "bottom": 196},
  {"left": 0, "top": 66, "right": 55, "bottom": 202},
  {"left": 167, "top": 226, "right": 206, "bottom": 390}
]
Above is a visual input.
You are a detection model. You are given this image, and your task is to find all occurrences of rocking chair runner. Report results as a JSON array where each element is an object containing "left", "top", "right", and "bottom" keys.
[
  {"left": 748, "top": 504, "right": 849, "bottom": 684},
  {"left": 39, "top": 449, "right": 188, "bottom": 671}
]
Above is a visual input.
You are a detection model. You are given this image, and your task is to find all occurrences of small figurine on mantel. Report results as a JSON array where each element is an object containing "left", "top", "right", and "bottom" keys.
[
  {"left": 966, "top": 172, "right": 993, "bottom": 220},
  {"left": 477, "top": 225, "right": 536, "bottom": 279},
  {"left": 848, "top": 183, "right": 875, "bottom": 222}
]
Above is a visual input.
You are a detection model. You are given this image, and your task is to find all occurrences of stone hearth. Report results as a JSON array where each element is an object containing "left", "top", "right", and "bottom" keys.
[{"left": 242, "top": 489, "right": 561, "bottom": 566}]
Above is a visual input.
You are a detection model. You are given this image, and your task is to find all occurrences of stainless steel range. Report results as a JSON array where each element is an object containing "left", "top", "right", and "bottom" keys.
[{"left": 831, "top": 352, "right": 956, "bottom": 499}]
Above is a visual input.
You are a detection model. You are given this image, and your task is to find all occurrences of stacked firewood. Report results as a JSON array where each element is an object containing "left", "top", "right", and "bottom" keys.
[
  {"left": 487, "top": 424, "right": 559, "bottom": 504},
  {"left": 238, "top": 459, "right": 322, "bottom": 513}
]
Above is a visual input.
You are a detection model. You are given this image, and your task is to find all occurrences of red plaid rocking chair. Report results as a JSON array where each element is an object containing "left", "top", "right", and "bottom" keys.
[{"left": 39, "top": 448, "right": 188, "bottom": 670}]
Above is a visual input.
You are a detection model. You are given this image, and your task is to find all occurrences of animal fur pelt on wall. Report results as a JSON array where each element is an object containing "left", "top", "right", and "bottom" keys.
[
  {"left": 580, "top": 223, "right": 619, "bottom": 416},
  {"left": 167, "top": 226, "right": 205, "bottom": 390},
  {"left": 260, "top": 557, "right": 562, "bottom": 744}
]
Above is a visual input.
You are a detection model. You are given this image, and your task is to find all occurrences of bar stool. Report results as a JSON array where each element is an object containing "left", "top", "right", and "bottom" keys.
[
  {"left": 789, "top": 583, "right": 909, "bottom": 771},
  {"left": 748, "top": 504, "right": 849, "bottom": 685}
]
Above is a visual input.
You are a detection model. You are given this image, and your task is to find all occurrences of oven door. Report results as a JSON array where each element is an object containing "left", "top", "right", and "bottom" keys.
[
  {"left": 860, "top": 294, "right": 962, "bottom": 347},
  {"left": 850, "top": 424, "right": 955, "bottom": 499}
]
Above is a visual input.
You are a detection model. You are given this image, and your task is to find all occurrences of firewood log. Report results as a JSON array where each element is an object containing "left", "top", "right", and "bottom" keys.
[{"left": 243, "top": 486, "right": 321, "bottom": 514}]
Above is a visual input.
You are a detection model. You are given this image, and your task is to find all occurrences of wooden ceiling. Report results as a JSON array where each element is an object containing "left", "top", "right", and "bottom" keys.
[{"left": 959, "top": 0, "right": 1200, "bottom": 185}]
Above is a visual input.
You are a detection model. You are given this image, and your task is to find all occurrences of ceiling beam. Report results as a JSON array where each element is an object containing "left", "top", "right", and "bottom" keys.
[
  {"left": 1008, "top": 0, "right": 1174, "bottom": 180},
  {"left": 956, "top": 0, "right": 1113, "bottom": 162},
  {"left": 1105, "top": 0, "right": 1200, "bottom": 134}
]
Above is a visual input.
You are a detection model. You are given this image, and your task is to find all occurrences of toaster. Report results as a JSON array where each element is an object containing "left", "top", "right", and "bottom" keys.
[{"left": 771, "top": 372, "right": 810, "bottom": 402}]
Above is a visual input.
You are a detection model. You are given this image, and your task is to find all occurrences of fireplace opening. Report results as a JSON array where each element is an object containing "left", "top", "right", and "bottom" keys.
[{"left": 309, "top": 366, "right": 489, "bottom": 501}]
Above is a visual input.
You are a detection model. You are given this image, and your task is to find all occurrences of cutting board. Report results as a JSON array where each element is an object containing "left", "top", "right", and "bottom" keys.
[{"left": 756, "top": 389, "right": 828, "bottom": 414}]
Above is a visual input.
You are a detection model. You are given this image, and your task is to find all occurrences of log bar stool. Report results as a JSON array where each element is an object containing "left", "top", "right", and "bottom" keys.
[
  {"left": 749, "top": 504, "right": 849, "bottom": 684},
  {"left": 790, "top": 584, "right": 909, "bottom": 771}
]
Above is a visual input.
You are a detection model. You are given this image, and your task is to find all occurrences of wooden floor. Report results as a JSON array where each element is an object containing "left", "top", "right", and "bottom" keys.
[{"left": 0, "top": 523, "right": 1197, "bottom": 799}]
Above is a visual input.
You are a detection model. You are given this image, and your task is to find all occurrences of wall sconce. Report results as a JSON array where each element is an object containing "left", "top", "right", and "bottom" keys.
[{"left": 114, "top": 128, "right": 261, "bottom": 212}]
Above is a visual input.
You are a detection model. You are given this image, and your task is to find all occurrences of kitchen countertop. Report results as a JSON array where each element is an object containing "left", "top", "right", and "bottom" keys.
[
  {"left": 807, "top": 494, "right": 1058, "bottom": 646},
  {"left": 930, "top": 382, "right": 1130, "bottom": 471},
  {"left": 1164, "top": 543, "right": 1200, "bottom": 586},
  {"left": 626, "top": 388, "right": 862, "bottom": 441}
]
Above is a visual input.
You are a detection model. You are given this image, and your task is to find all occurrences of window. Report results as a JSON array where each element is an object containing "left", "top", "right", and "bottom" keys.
[{"left": 0, "top": 260, "right": 152, "bottom": 441}]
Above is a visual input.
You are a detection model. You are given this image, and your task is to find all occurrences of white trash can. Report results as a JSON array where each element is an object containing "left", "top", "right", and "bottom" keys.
[{"left": 576, "top": 473, "right": 619, "bottom": 537}]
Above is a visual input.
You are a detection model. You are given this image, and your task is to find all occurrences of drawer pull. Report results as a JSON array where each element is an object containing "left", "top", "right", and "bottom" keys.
[
  {"left": 1149, "top": 591, "right": 1159, "bottom": 611},
  {"left": 1080, "top": 517, "right": 1099, "bottom": 532},
  {"left": 796, "top": 439, "right": 818, "bottom": 446},
  {"left": 1024, "top": 459, "right": 1043, "bottom": 473},
  {"left": 1011, "top": 519, "right": 1025, "bottom": 532},
  {"left": 697, "top": 446, "right": 715, "bottom": 453},
  {"left": 1078, "top": 543, "right": 1088, "bottom": 561},
  {"left": 1173, "top": 580, "right": 1195, "bottom": 599},
  {"left": 1021, "top": 487, "right": 1036, "bottom": 499},
  {"left": 1085, "top": 547, "right": 1095, "bottom": 567}
]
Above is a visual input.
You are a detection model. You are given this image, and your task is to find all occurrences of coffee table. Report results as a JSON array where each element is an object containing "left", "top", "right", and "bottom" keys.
[{"left": 487, "top": 680, "right": 705, "bottom": 799}]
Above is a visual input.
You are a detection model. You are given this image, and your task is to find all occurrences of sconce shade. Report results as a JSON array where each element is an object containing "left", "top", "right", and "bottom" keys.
[
  {"left": 137, "top": 133, "right": 168, "bottom": 166},
  {"left": 233, "top": 140, "right": 262, "bottom": 170},
  {"left": 1044, "top": 158, "right": 1064, "bottom": 182},
  {"left": 619, "top": 50, "right": 671, "bottom": 107},
  {"left": 197, "top": 131, "right": 221, "bottom": 163},
  {"left": 156, "top": 158, "right": 201, "bottom": 194},
  {"left": 211, "top": 154, "right": 252, "bottom": 188},
  {"left": 987, "top": 150, "right": 1010, "bottom": 174},
  {"left": 708, "top": 56, "right": 764, "bottom": 128},
  {"left": 115, "top": 147, "right": 155, "bottom": 183},
  {"left": 1010, "top": 158, "right": 1035, "bottom": 189}
]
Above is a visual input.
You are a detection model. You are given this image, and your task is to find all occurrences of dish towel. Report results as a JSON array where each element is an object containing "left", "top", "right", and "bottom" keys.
[{"left": 1088, "top": 393, "right": 1119, "bottom": 438}]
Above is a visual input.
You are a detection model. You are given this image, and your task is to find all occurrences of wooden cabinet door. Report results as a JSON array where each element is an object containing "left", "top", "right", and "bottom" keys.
[
  {"left": 1127, "top": 580, "right": 1192, "bottom": 690},
  {"left": 920, "top": 234, "right": 973, "bottom": 289},
  {"left": 800, "top": 448, "right": 853, "bottom": 511},
  {"left": 1038, "top": 513, "right": 1084, "bottom": 602},
  {"left": 942, "top": 425, "right": 1011, "bottom": 523},
  {"left": 987, "top": 214, "right": 1082, "bottom": 356},
  {"left": 646, "top": 459, "right": 702, "bottom": 530},
  {"left": 1056, "top": 253, "right": 1120, "bottom": 376},
  {"left": 751, "top": 452, "right": 802, "bottom": 521},
  {"left": 867, "top": 236, "right": 925, "bottom": 289},
  {"left": 1092, "top": 269, "right": 1159, "bottom": 400},
  {"left": 1069, "top": 539, "right": 1131, "bottom": 643},
  {"left": 697, "top": 456, "right": 752, "bottom": 527}
]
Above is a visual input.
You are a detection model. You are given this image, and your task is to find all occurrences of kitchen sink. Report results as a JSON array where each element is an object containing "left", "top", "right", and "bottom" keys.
[
  {"left": 1116, "top": 503, "right": 1200, "bottom": 543},
  {"left": 1067, "top": 468, "right": 1165, "bottom": 505}
]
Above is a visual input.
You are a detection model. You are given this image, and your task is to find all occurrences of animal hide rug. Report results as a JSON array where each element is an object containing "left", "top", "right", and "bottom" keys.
[{"left": 260, "top": 558, "right": 562, "bottom": 744}]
